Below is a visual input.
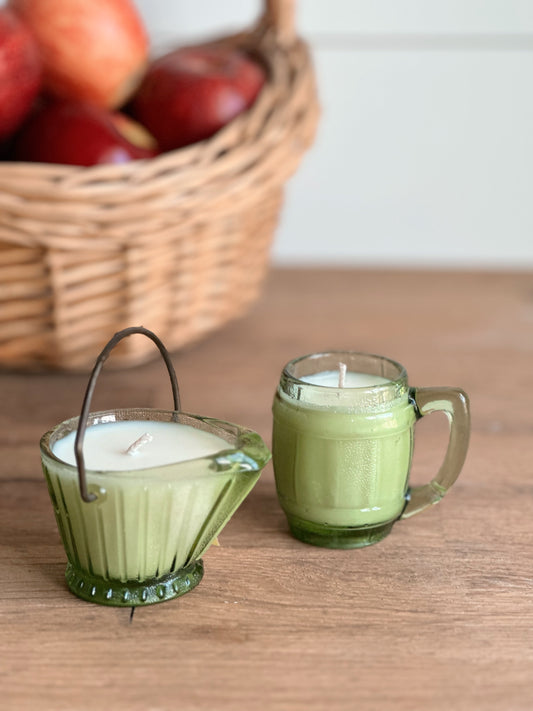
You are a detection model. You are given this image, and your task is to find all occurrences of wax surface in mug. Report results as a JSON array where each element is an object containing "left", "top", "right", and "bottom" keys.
[
  {"left": 299, "top": 370, "right": 391, "bottom": 388},
  {"left": 53, "top": 420, "right": 228, "bottom": 471}
]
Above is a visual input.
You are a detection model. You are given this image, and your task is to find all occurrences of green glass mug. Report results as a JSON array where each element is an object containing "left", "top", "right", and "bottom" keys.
[{"left": 272, "top": 352, "right": 470, "bottom": 548}]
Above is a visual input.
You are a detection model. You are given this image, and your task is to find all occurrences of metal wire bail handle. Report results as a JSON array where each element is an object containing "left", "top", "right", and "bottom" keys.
[{"left": 74, "top": 326, "right": 181, "bottom": 504}]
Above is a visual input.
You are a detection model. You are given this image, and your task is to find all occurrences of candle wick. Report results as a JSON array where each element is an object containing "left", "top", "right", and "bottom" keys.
[
  {"left": 125, "top": 432, "right": 153, "bottom": 456},
  {"left": 338, "top": 362, "right": 347, "bottom": 388}
]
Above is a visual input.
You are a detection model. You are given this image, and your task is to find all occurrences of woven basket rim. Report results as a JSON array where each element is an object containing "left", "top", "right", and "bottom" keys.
[{"left": 0, "top": 27, "right": 309, "bottom": 189}]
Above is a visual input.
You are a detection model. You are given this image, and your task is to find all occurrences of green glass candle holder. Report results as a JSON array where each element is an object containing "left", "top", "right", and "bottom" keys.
[
  {"left": 272, "top": 351, "right": 470, "bottom": 549},
  {"left": 39, "top": 327, "right": 270, "bottom": 606},
  {"left": 41, "top": 408, "right": 270, "bottom": 606}
]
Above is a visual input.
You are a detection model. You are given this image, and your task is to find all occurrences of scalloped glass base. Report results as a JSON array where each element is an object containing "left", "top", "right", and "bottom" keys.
[
  {"left": 287, "top": 515, "right": 394, "bottom": 549},
  {"left": 65, "top": 560, "right": 204, "bottom": 606}
]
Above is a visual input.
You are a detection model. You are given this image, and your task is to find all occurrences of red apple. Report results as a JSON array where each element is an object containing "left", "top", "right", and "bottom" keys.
[
  {"left": 8, "top": 0, "right": 149, "bottom": 109},
  {"left": 130, "top": 45, "right": 266, "bottom": 151},
  {"left": 0, "top": 7, "right": 41, "bottom": 141},
  {"left": 11, "top": 100, "right": 157, "bottom": 166}
]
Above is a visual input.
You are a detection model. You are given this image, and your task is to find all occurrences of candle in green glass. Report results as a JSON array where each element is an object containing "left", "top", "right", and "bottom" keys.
[
  {"left": 272, "top": 352, "right": 470, "bottom": 549},
  {"left": 41, "top": 409, "right": 270, "bottom": 606}
]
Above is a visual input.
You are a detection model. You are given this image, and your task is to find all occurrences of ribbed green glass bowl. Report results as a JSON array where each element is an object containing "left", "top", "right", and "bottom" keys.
[{"left": 40, "top": 408, "right": 270, "bottom": 606}]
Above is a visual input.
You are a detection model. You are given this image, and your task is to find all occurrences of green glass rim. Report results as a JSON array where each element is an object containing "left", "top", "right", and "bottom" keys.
[
  {"left": 282, "top": 351, "right": 408, "bottom": 391},
  {"left": 40, "top": 408, "right": 271, "bottom": 482}
]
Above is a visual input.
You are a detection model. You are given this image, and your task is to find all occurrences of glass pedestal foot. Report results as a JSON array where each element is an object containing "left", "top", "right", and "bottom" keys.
[
  {"left": 65, "top": 560, "right": 204, "bottom": 606},
  {"left": 287, "top": 515, "right": 395, "bottom": 549}
]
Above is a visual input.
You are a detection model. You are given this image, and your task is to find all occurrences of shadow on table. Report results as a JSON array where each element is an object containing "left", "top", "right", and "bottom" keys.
[{"left": 225, "top": 469, "right": 291, "bottom": 547}]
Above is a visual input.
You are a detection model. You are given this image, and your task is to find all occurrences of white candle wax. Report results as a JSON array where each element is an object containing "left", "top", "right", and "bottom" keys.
[
  {"left": 53, "top": 420, "right": 228, "bottom": 471},
  {"left": 299, "top": 370, "right": 391, "bottom": 388}
]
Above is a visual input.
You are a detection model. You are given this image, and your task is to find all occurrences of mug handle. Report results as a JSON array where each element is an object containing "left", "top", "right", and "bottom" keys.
[{"left": 401, "top": 387, "right": 470, "bottom": 519}]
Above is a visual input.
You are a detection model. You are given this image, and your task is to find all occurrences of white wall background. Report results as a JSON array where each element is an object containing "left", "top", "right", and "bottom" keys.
[{"left": 135, "top": 0, "right": 533, "bottom": 268}]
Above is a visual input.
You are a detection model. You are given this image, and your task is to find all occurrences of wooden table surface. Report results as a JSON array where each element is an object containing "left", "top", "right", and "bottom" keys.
[{"left": 1, "top": 268, "right": 532, "bottom": 711}]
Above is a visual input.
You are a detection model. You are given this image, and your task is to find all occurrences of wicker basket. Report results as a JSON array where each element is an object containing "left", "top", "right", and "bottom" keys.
[{"left": 0, "top": 0, "right": 318, "bottom": 370}]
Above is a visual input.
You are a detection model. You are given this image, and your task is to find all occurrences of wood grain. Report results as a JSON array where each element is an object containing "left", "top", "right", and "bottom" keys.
[{"left": 1, "top": 268, "right": 532, "bottom": 711}]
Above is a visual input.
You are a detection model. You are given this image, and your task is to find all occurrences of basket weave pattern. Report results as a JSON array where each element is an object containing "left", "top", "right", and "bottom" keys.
[{"left": 0, "top": 0, "right": 319, "bottom": 370}]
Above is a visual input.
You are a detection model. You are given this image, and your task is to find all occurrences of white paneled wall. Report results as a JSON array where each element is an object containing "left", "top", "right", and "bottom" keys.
[{"left": 135, "top": 1, "right": 533, "bottom": 267}]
